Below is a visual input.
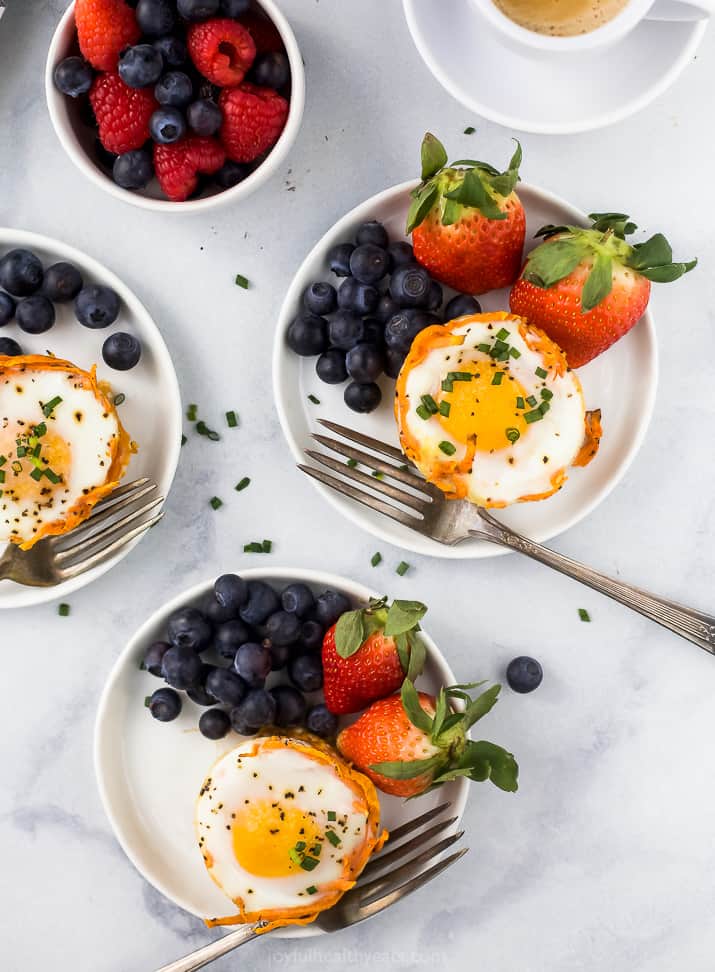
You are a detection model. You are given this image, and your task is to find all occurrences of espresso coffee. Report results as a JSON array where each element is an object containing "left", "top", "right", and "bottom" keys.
[{"left": 491, "top": 0, "right": 630, "bottom": 35}]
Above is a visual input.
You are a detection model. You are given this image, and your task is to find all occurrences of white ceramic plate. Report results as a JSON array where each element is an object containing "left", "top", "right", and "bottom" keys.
[
  {"left": 272, "top": 181, "right": 658, "bottom": 559},
  {"left": 94, "top": 568, "right": 469, "bottom": 939},
  {"left": 0, "top": 228, "right": 181, "bottom": 608},
  {"left": 403, "top": 0, "right": 707, "bottom": 135}
]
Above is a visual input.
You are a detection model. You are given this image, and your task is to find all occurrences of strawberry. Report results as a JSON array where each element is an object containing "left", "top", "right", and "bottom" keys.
[
  {"left": 322, "top": 597, "right": 427, "bottom": 715},
  {"left": 407, "top": 133, "right": 526, "bottom": 296},
  {"left": 510, "top": 213, "right": 697, "bottom": 368},
  {"left": 337, "top": 680, "right": 519, "bottom": 798},
  {"left": 75, "top": 0, "right": 140, "bottom": 72},
  {"left": 187, "top": 18, "right": 256, "bottom": 87},
  {"left": 154, "top": 136, "right": 226, "bottom": 202},
  {"left": 219, "top": 83, "right": 288, "bottom": 163},
  {"left": 89, "top": 72, "right": 156, "bottom": 155}
]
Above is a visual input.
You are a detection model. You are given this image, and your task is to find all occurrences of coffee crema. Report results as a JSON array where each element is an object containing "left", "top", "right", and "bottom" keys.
[{"left": 491, "top": 0, "right": 630, "bottom": 36}]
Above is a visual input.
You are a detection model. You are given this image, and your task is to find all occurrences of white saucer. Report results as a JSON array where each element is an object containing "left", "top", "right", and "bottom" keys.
[{"left": 403, "top": 0, "right": 708, "bottom": 134}]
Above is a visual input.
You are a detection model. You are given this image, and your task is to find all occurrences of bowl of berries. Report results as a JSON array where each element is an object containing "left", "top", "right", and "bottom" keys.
[{"left": 45, "top": 0, "right": 305, "bottom": 211}]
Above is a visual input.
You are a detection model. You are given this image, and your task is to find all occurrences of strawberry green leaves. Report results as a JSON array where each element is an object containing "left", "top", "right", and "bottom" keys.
[
  {"left": 581, "top": 250, "right": 613, "bottom": 311},
  {"left": 522, "top": 238, "right": 585, "bottom": 288},
  {"left": 444, "top": 169, "right": 506, "bottom": 221},
  {"left": 406, "top": 183, "right": 439, "bottom": 234},
  {"left": 421, "top": 133, "right": 448, "bottom": 181},
  {"left": 383, "top": 599, "right": 427, "bottom": 636},
  {"left": 334, "top": 596, "right": 427, "bottom": 684},
  {"left": 588, "top": 212, "right": 638, "bottom": 238},
  {"left": 400, "top": 678, "right": 433, "bottom": 733},
  {"left": 627, "top": 232, "right": 697, "bottom": 282}
]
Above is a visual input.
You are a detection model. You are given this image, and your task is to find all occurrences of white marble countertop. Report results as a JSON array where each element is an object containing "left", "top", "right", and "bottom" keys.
[{"left": 2, "top": 2, "right": 715, "bottom": 970}]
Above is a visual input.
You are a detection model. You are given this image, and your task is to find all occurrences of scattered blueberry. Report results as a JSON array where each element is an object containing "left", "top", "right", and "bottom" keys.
[
  {"left": 150, "top": 106, "right": 187, "bottom": 143},
  {"left": 199, "top": 708, "right": 230, "bottom": 739},
  {"left": 167, "top": 606, "right": 212, "bottom": 651},
  {"left": 234, "top": 642, "right": 272, "bottom": 687},
  {"left": 390, "top": 264, "right": 432, "bottom": 307},
  {"left": 349, "top": 244, "right": 389, "bottom": 286},
  {"left": 248, "top": 51, "right": 290, "bottom": 89},
  {"left": 328, "top": 311, "right": 364, "bottom": 351},
  {"left": 214, "top": 619, "right": 252, "bottom": 660},
  {"left": 360, "top": 317, "right": 384, "bottom": 345},
  {"left": 269, "top": 642, "right": 291, "bottom": 670},
  {"left": 177, "top": 0, "right": 220, "bottom": 19},
  {"left": 231, "top": 688, "right": 276, "bottom": 733},
  {"left": 375, "top": 294, "right": 401, "bottom": 324},
  {"left": 0, "top": 292, "right": 15, "bottom": 326},
  {"left": 161, "top": 644, "right": 204, "bottom": 690},
  {"left": 214, "top": 160, "right": 250, "bottom": 188},
  {"left": 265, "top": 610, "right": 302, "bottom": 646},
  {"left": 112, "top": 148, "right": 154, "bottom": 190},
  {"left": 281, "top": 583, "right": 315, "bottom": 618},
  {"left": 356, "top": 220, "right": 389, "bottom": 248},
  {"left": 119, "top": 44, "right": 164, "bottom": 88},
  {"left": 506, "top": 656, "right": 543, "bottom": 693},
  {"left": 0, "top": 337, "right": 22, "bottom": 356},
  {"left": 346, "top": 343, "right": 384, "bottom": 383},
  {"left": 300, "top": 619, "right": 324, "bottom": 652},
  {"left": 187, "top": 666, "right": 218, "bottom": 706},
  {"left": 384, "top": 310, "right": 439, "bottom": 354},
  {"left": 303, "top": 281, "right": 337, "bottom": 316},
  {"left": 328, "top": 242, "right": 354, "bottom": 277},
  {"left": 136, "top": 0, "right": 175, "bottom": 35},
  {"left": 215, "top": 574, "right": 248, "bottom": 612},
  {"left": 16, "top": 296, "right": 55, "bottom": 334},
  {"left": 220, "top": 0, "right": 250, "bottom": 14},
  {"left": 337, "top": 277, "right": 378, "bottom": 315},
  {"left": 41, "top": 262, "right": 83, "bottom": 302},
  {"left": 444, "top": 293, "right": 482, "bottom": 319},
  {"left": 239, "top": 581, "right": 281, "bottom": 626},
  {"left": 315, "top": 589, "right": 351, "bottom": 628},
  {"left": 155, "top": 71, "right": 193, "bottom": 107},
  {"left": 186, "top": 98, "right": 222, "bottom": 135},
  {"left": 144, "top": 640, "right": 170, "bottom": 676},
  {"left": 75, "top": 285, "right": 120, "bottom": 328},
  {"left": 385, "top": 347, "right": 406, "bottom": 380},
  {"left": 206, "top": 666, "right": 247, "bottom": 706},
  {"left": 147, "top": 687, "right": 182, "bottom": 722},
  {"left": 316, "top": 349, "right": 347, "bottom": 384},
  {"left": 426, "top": 280, "right": 443, "bottom": 312},
  {"left": 387, "top": 240, "right": 414, "bottom": 268},
  {"left": 289, "top": 653, "right": 323, "bottom": 693},
  {"left": 102, "top": 332, "right": 142, "bottom": 371},
  {"left": 154, "top": 35, "right": 187, "bottom": 67},
  {"left": 344, "top": 380, "right": 381, "bottom": 413},
  {"left": 271, "top": 685, "right": 307, "bottom": 727},
  {"left": 286, "top": 313, "right": 328, "bottom": 356},
  {"left": 53, "top": 56, "right": 94, "bottom": 97},
  {"left": 305, "top": 703, "right": 338, "bottom": 738},
  {"left": 0, "top": 249, "right": 43, "bottom": 297}
]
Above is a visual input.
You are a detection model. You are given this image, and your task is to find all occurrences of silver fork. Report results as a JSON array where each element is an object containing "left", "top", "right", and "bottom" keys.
[
  {"left": 299, "top": 419, "right": 715, "bottom": 656},
  {"left": 155, "top": 802, "right": 465, "bottom": 972},
  {"left": 0, "top": 477, "right": 164, "bottom": 586}
]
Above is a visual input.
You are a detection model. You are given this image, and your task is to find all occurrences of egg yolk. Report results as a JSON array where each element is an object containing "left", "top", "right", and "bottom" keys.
[
  {"left": 439, "top": 362, "right": 530, "bottom": 453},
  {"left": 231, "top": 801, "right": 323, "bottom": 878},
  {"left": 0, "top": 422, "right": 71, "bottom": 503}
]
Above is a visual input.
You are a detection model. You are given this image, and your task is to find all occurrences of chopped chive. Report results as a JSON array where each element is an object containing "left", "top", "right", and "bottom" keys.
[
  {"left": 226, "top": 410, "right": 238, "bottom": 428},
  {"left": 371, "top": 552, "right": 382, "bottom": 567},
  {"left": 477, "top": 343, "right": 491, "bottom": 353},
  {"left": 307, "top": 394, "right": 320, "bottom": 405},
  {"left": 396, "top": 561, "right": 410, "bottom": 576},
  {"left": 416, "top": 404, "right": 431, "bottom": 421},
  {"left": 509, "top": 347, "right": 521, "bottom": 359},
  {"left": 32, "top": 443, "right": 41, "bottom": 458},
  {"left": 346, "top": 458, "right": 358, "bottom": 468},
  {"left": 235, "top": 477, "right": 250, "bottom": 491},
  {"left": 438, "top": 400, "right": 451, "bottom": 417},
  {"left": 372, "top": 470, "right": 383, "bottom": 480},
  {"left": 34, "top": 423, "right": 46, "bottom": 437},
  {"left": 420, "top": 394, "right": 439, "bottom": 415},
  {"left": 464, "top": 125, "right": 476, "bottom": 134},
  {"left": 243, "top": 542, "right": 264, "bottom": 553},
  {"left": 441, "top": 379, "right": 453, "bottom": 393},
  {"left": 495, "top": 349, "right": 510, "bottom": 362},
  {"left": 210, "top": 496, "right": 223, "bottom": 510},
  {"left": 235, "top": 273, "right": 249, "bottom": 289},
  {"left": 288, "top": 848, "right": 302, "bottom": 867},
  {"left": 181, "top": 434, "right": 187, "bottom": 446},
  {"left": 262, "top": 539, "right": 272, "bottom": 553},
  {"left": 516, "top": 396, "right": 525, "bottom": 409},
  {"left": 42, "top": 396, "right": 62, "bottom": 417},
  {"left": 196, "top": 420, "right": 220, "bottom": 441},
  {"left": 294, "top": 841, "right": 306, "bottom": 852},
  {"left": 493, "top": 340, "right": 508, "bottom": 353},
  {"left": 524, "top": 409, "right": 543, "bottom": 424},
  {"left": 496, "top": 327, "right": 510, "bottom": 341},
  {"left": 539, "top": 401, "right": 551, "bottom": 415},
  {"left": 438, "top": 440, "right": 456, "bottom": 455},
  {"left": 447, "top": 371, "right": 472, "bottom": 382},
  {"left": 491, "top": 371, "right": 504, "bottom": 386},
  {"left": 16, "top": 446, "right": 26, "bottom": 458},
  {"left": 0, "top": 471, "right": 4, "bottom": 484},
  {"left": 505, "top": 427, "right": 520, "bottom": 443},
  {"left": 0, "top": 456, "right": 5, "bottom": 466},
  {"left": 578, "top": 608, "right": 591, "bottom": 622},
  {"left": 326, "top": 829, "right": 341, "bottom": 847},
  {"left": 44, "top": 468, "right": 61, "bottom": 484},
  {"left": 327, "top": 811, "right": 336, "bottom": 821},
  {"left": 187, "top": 404, "right": 198, "bottom": 421},
  {"left": 526, "top": 395, "right": 537, "bottom": 407},
  {"left": 300, "top": 855, "right": 319, "bottom": 871},
  {"left": 535, "top": 366, "right": 548, "bottom": 379},
  {"left": 30, "top": 467, "right": 43, "bottom": 481},
  {"left": 306, "top": 885, "right": 318, "bottom": 895},
  {"left": 58, "top": 603, "right": 70, "bottom": 617},
  {"left": 113, "top": 393, "right": 126, "bottom": 406},
  {"left": 11, "top": 461, "right": 21, "bottom": 474},
  {"left": 541, "top": 388, "right": 553, "bottom": 401},
  {"left": 308, "top": 843, "right": 322, "bottom": 857}
]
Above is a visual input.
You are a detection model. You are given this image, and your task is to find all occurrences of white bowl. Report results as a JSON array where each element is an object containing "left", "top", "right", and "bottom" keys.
[{"left": 45, "top": 0, "right": 305, "bottom": 213}]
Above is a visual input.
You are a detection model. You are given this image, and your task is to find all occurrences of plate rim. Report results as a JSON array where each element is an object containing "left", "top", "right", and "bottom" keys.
[
  {"left": 271, "top": 180, "right": 658, "bottom": 560},
  {"left": 0, "top": 226, "right": 182, "bottom": 607},
  {"left": 93, "top": 566, "right": 470, "bottom": 939}
]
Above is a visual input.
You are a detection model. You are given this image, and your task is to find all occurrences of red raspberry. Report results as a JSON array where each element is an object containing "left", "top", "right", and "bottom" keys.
[
  {"left": 154, "top": 137, "right": 226, "bottom": 202},
  {"left": 219, "top": 83, "right": 288, "bottom": 163},
  {"left": 75, "top": 0, "right": 140, "bottom": 72},
  {"left": 187, "top": 18, "right": 256, "bottom": 87},
  {"left": 89, "top": 72, "right": 157, "bottom": 155},
  {"left": 239, "top": 11, "right": 284, "bottom": 53}
]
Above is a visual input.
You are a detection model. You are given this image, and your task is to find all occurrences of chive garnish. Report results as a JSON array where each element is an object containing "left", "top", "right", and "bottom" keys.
[
  {"left": 196, "top": 420, "right": 220, "bottom": 441},
  {"left": 496, "top": 327, "right": 510, "bottom": 341},
  {"left": 226, "top": 410, "right": 238, "bottom": 428},
  {"left": 42, "top": 396, "right": 62, "bottom": 417},
  {"left": 210, "top": 496, "right": 223, "bottom": 510},
  {"left": 44, "top": 468, "right": 61, "bottom": 484},
  {"left": 371, "top": 552, "right": 382, "bottom": 567},
  {"left": 420, "top": 394, "right": 438, "bottom": 415},
  {"left": 34, "top": 423, "right": 46, "bottom": 437},
  {"left": 493, "top": 340, "right": 508, "bottom": 354},
  {"left": 464, "top": 125, "right": 476, "bottom": 134},
  {"left": 58, "top": 603, "right": 70, "bottom": 617},
  {"left": 300, "top": 856, "right": 319, "bottom": 871},
  {"left": 447, "top": 371, "right": 472, "bottom": 382},
  {"left": 16, "top": 446, "right": 26, "bottom": 458},
  {"left": 509, "top": 347, "right": 521, "bottom": 359},
  {"left": 441, "top": 379, "right": 454, "bottom": 393},
  {"left": 307, "top": 394, "right": 320, "bottom": 405},
  {"left": 526, "top": 395, "right": 537, "bottom": 407},
  {"left": 181, "top": 434, "right": 187, "bottom": 446},
  {"left": 396, "top": 561, "right": 410, "bottom": 576},
  {"left": 262, "top": 539, "right": 272, "bottom": 553},
  {"left": 235, "top": 477, "right": 250, "bottom": 491},
  {"left": 306, "top": 885, "right": 318, "bottom": 895},
  {"left": 0, "top": 456, "right": 5, "bottom": 466},
  {"left": 327, "top": 811, "right": 336, "bottom": 821},
  {"left": 505, "top": 427, "right": 520, "bottom": 443},
  {"left": 187, "top": 404, "right": 198, "bottom": 421},
  {"left": 235, "top": 273, "right": 249, "bottom": 289},
  {"left": 346, "top": 458, "right": 357, "bottom": 468},
  {"left": 535, "top": 366, "right": 548, "bottom": 379},
  {"left": 524, "top": 409, "right": 543, "bottom": 424},
  {"left": 326, "top": 830, "right": 341, "bottom": 847},
  {"left": 541, "top": 388, "right": 553, "bottom": 401},
  {"left": 308, "top": 843, "right": 322, "bottom": 857},
  {"left": 295, "top": 841, "right": 306, "bottom": 852},
  {"left": 416, "top": 404, "right": 431, "bottom": 421},
  {"left": 0, "top": 471, "right": 5, "bottom": 484},
  {"left": 438, "top": 440, "right": 456, "bottom": 455},
  {"left": 288, "top": 848, "right": 302, "bottom": 867},
  {"left": 491, "top": 371, "right": 504, "bottom": 386},
  {"left": 438, "top": 400, "right": 451, "bottom": 417},
  {"left": 113, "top": 393, "right": 126, "bottom": 406},
  {"left": 477, "top": 343, "right": 491, "bottom": 353},
  {"left": 32, "top": 443, "right": 41, "bottom": 458},
  {"left": 30, "top": 468, "right": 43, "bottom": 482},
  {"left": 11, "top": 461, "right": 21, "bottom": 473},
  {"left": 539, "top": 401, "right": 551, "bottom": 415},
  {"left": 516, "top": 396, "right": 525, "bottom": 409},
  {"left": 243, "top": 542, "right": 264, "bottom": 553},
  {"left": 578, "top": 608, "right": 591, "bottom": 622}
]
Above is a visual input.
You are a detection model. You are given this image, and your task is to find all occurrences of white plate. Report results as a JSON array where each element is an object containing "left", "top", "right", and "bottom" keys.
[
  {"left": 0, "top": 228, "right": 181, "bottom": 608},
  {"left": 403, "top": 0, "right": 707, "bottom": 135},
  {"left": 272, "top": 181, "right": 657, "bottom": 560},
  {"left": 94, "top": 568, "right": 469, "bottom": 939}
]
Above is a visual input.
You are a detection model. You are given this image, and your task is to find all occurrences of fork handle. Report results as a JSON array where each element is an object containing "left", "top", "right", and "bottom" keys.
[
  {"left": 469, "top": 517, "right": 715, "bottom": 655},
  {"left": 153, "top": 923, "right": 262, "bottom": 972}
]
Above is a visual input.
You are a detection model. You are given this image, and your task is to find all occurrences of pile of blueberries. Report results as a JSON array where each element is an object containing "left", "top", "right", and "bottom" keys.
[
  {"left": 0, "top": 248, "right": 141, "bottom": 371},
  {"left": 145, "top": 574, "right": 350, "bottom": 740},
  {"left": 286, "top": 219, "right": 481, "bottom": 414}
]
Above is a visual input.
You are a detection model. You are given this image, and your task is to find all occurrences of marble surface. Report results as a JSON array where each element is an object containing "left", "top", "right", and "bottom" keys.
[{"left": 2, "top": 2, "right": 715, "bottom": 970}]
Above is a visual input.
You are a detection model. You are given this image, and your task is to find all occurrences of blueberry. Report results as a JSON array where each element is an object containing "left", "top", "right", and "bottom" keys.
[
  {"left": 186, "top": 98, "right": 222, "bottom": 135},
  {"left": 155, "top": 71, "right": 193, "bottom": 107},
  {"left": 167, "top": 606, "right": 212, "bottom": 651},
  {"left": 384, "top": 310, "right": 439, "bottom": 354},
  {"left": 328, "top": 242, "right": 354, "bottom": 277},
  {"left": 316, "top": 349, "right": 347, "bottom": 385},
  {"left": 214, "top": 574, "right": 248, "bottom": 612},
  {"left": 206, "top": 666, "right": 247, "bottom": 706},
  {"left": 147, "top": 687, "right": 181, "bottom": 722},
  {"left": 187, "top": 666, "right": 218, "bottom": 706},
  {"left": 426, "top": 280, "right": 443, "bottom": 312},
  {"left": 328, "top": 310, "right": 364, "bottom": 350},
  {"left": 0, "top": 249, "right": 43, "bottom": 296},
  {"left": 265, "top": 610, "right": 302, "bottom": 646},
  {"left": 271, "top": 685, "right": 307, "bottom": 727},
  {"left": 289, "top": 653, "right": 323, "bottom": 693},
  {"left": 346, "top": 343, "right": 383, "bottom": 383},
  {"left": 154, "top": 36, "right": 187, "bottom": 67},
  {"left": 315, "top": 589, "right": 351, "bottom": 628},
  {"left": 344, "top": 381, "right": 381, "bottom": 413},
  {"left": 234, "top": 642, "right": 272, "bottom": 687},
  {"left": 119, "top": 44, "right": 164, "bottom": 88},
  {"left": 337, "top": 277, "right": 378, "bottom": 315},
  {"left": 506, "top": 656, "right": 543, "bottom": 694},
  {"left": 94, "top": 138, "right": 118, "bottom": 171},
  {"left": 349, "top": 244, "right": 389, "bottom": 286},
  {"left": 269, "top": 642, "right": 291, "bottom": 670},
  {"left": 214, "top": 160, "right": 250, "bottom": 188},
  {"left": 248, "top": 51, "right": 290, "bottom": 90},
  {"left": 384, "top": 347, "right": 406, "bottom": 380},
  {"left": 112, "top": 148, "right": 154, "bottom": 191},
  {"left": 305, "top": 703, "right": 338, "bottom": 738},
  {"left": 53, "top": 56, "right": 94, "bottom": 97},
  {"left": 375, "top": 294, "right": 400, "bottom": 324},
  {"left": 150, "top": 106, "right": 186, "bottom": 143},
  {"left": 220, "top": 0, "right": 251, "bottom": 13},
  {"left": 215, "top": 619, "right": 252, "bottom": 660},
  {"left": 177, "top": 0, "right": 220, "bottom": 19},
  {"left": 444, "top": 293, "right": 482, "bottom": 319},
  {"left": 0, "top": 293, "right": 15, "bottom": 326},
  {"left": 161, "top": 644, "right": 203, "bottom": 689},
  {"left": 144, "top": 640, "right": 170, "bottom": 676},
  {"left": 286, "top": 313, "right": 328, "bottom": 356},
  {"left": 355, "top": 220, "right": 389, "bottom": 248},
  {"left": 41, "top": 262, "right": 83, "bottom": 302},
  {"left": 387, "top": 240, "right": 414, "bottom": 268},
  {"left": 390, "top": 264, "right": 432, "bottom": 308},
  {"left": 102, "top": 332, "right": 142, "bottom": 371},
  {"left": 231, "top": 688, "right": 276, "bottom": 733},
  {"left": 137, "top": 0, "right": 175, "bottom": 35},
  {"left": 303, "top": 281, "right": 337, "bottom": 316},
  {"left": 300, "top": 619, "right": 324, "bottom": 652},
  {"left": 16, "top": 296, "right": 55, "bottom": 334},
  {"left": 360, "top": 317, "right": 384, "bottom": 345},
  {"left": 202, "top": 594, "right": 236, "bottom": 624},
  {"left": 239, "top": 581, "right": 281, "bottom": 626},
  {"left": 0, "top": 337, "right": 22, "bottom": 356},
  {"left": 75, "top": 285, "right": 120, "bottom": 328},
  {"left": 199, "top": 708, "right": 231, "bottom": 739},
  {"left": 281, "top": 583, "right": 315, "bottom": 618}
]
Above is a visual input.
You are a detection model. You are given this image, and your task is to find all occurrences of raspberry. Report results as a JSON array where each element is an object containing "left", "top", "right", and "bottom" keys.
[
  {"left": 154, "top": 136, "right": 226, "bottom": 201},
  {"left": 89, "top": 72, "right": 157, "bottom": 154},
  {"left": 219, "top": 83, "right": 288, "bottom": 163},
  {"left": 75, "top": 0, "right": 141, "bottom": 72},
  {"left": 187, "top": 18, "right": 255, "bottom": 87},
  {"left": 239, "top": 11, "right": 284, "bottom": 53}
]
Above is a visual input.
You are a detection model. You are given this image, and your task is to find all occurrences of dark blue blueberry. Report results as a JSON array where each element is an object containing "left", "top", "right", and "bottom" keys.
[
  {"left": 220, "top": 0, "right": 251, "bottom": 13},
  {"left": 289, "top": 653, "right": 323, "bottom": 693},
  {"left": 102, "top": 332, "right": 142, "bottom": 371},
  {"left": 119, "top": 44, "right": 164, "bottom": 88},
  {"left": 147, "top": 687, "right": 181, "bottom": 722},
  {"left": 161, "top": 644, "right": 203, "bottom": 689},
  {"left": 303, "top": 281, "right": 337, "bottom": 316},
  {"left": 177, "top": 0, "right": 220, "bottom": 19},
  {"left": 387, "top": 240, "right": 414, "bottom": 268},
  {"left": 154, "top": 36, "right": 188, "bottom": 67},
  {"left": 506, "top": 656, "right": 543, "bottom": 694},
  {"left": 239, "top": 581, "right": 281, "bottom": 626},
  {"left": 444, "top": 293, "right": 482, "bottom": 319},
  {"left": 328, "top": 242, "right": 354, "bottom": 277},
  {"left": 53, "top": 56, "right": 94, "bottom": 97},
  {"left": 248, "top": 51, "right": 290, "bottom": 90},
  {"left": 265, "top": 610, "right": 302, "bottom": 646},
  {"left": 346, "top": 343, "right": 384, "bottom": 383},
  {"left": 287, "top": 313, "right": 328, "bottom": 356},
  {"left": 384, "top": 310, "right": 439, "bottom": 354},
  {"left": 167, "top": 606, "right": 212, "bottom": 651},
  {"left": 16, "top": 296, "right": 55, "bottom": 334},
  {"left": 316, "top": 349, "right": 347, "bottom": 385},
  {"left": 426, "top": 280, "right": 443, "bottom": 312},
  {"left": 337, "top": 277, "right": 378, "bottom": 315},
  {"left": 271, "top": 685, "right": 307, "bottom": 727},
  {"left": 144, "top": 640, "right": 170, "bottom": 676},
  {"left": 206, "top": 666, "right": 247, "bottom": 706},
  {"left": 281, "top": 583, "right": 315, "bottom": 618},
  {"left": 75, "top": 285, "right": 120, "bottom": 328},
  {"left": 187, "top": 665, "right": 218, "bottom": 706},
  {"left": 300, "top": 619, "right": 324, "bottom": 652},
  {"left": 0, "top": 337, "right": 22, "bottom": 356},
  {"left": 315, "top": 589, "right": 351, "bottom": 628},
  {"left": 349, "top": 244, "right": 389, "bottom": 285},
  {"left": 215, "top": 619, "right": 252, "bottom": 660},
  {"left": 234, "top": 642, "right": 272, "bottom": 687},
  {"left": 269, "top": 642, "right": 291, "bottom": 670},
  {"left": 155, "top": 71, "right": 193, "bottom": 107},
  {"left": 214, "top": 160, "right": 250, "bottom": 188},
  {"left": 113, "top": 147, "right": 154, "bottom": 191},
  {"left": 214, "top": 574, "right": 248, "bottom": 612},
  {"left": 328, "top": 310, "right": 364, "bottom": 351},
  {"left": 375, "top": 294, "right": 401, "bottom": 324},
  {"left": 360, "top": 317, "right": 384, "bottom": 345},
  {"left": 202, "top": 594, "right": 236, "bottom": 624},
  {"left": 0, "top": 249, "right": 43, "bottom": 297},
  {"left": 355, "top": 220, "right": 388, "bottom": 248},
  {"left": 385, "top": 347, "right": 406, "bottom": 380},
  {"left": 231, "top": 688, "right": 277, "bottom": 733},
  {"left": 305, "top": 703, "right": 338, "bottom": 738},
  {"left": 137, "top": 0, "right": 176, "bottom": 35},
  {"left": 150, "top": 106, "right": 186, "bottom": 143},
  {"left": 94, "top": 138, "right": 117, "bottom": 171},
  {"left": 0, "top": 292, "right": 15, "bottom": 326},
  {"left": 389, "top": 264, "right": 432, "bottom": 308},
  {"left": 41, "top": 262, "right": 83, "bottom": 302},
  {"left": 199, "top": 708, "right": 231, "bottom": 739},
  {"left": 186, "top": 98, "right": 222, "bottom": 135},
  {"left": 344, "top": 380, "right": 381, "bottom": 413}
]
